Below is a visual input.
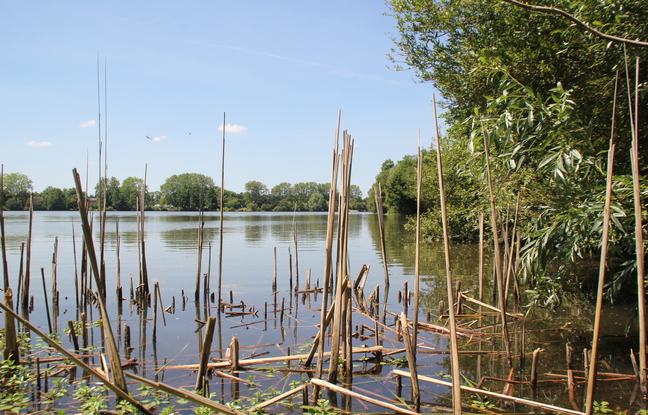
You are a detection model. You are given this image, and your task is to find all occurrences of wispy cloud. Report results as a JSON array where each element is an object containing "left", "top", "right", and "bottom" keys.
[
  {"left": 27, "top": 141, "right": 52, "bottom": 147},
  {"left": 79, "top": 120, "right": 96, "bottom": 128},
  {"left": 147, "top": 135, "right": 166, "bottom": 142},
  {"left": 219, "top": 124, "right": 248, "bottom": 134}
]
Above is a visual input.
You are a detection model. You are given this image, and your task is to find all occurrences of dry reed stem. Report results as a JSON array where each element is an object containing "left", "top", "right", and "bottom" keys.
[
  {"left": 393, "top": 369, "right": 586, "bottom": 415},
  {"left": 0, "top": 300, "right": 153, "bottom": 414},
  {"left": 166, "top": 346, "right": 383, "bottom": 370},
  {"left": 246, "top": 384, "right": 307, "bottom": 413},
  {"left": 73, "top": 168, "right": 128, "bottom": 394},
  {"left": 311, "top": 378, "right": 420, "bottom": 415},
  {"left": 126, "top": 372, "right": 245, "bottom": 415},
  {"left": 433, "top": 94, "right": 463, "bottom": 414}
]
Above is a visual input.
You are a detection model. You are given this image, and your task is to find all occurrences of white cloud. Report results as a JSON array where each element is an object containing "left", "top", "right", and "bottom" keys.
[
  {"left": 147, "top": 135, "right": 166, "bottom": 142},
  {"left": 27, "top": 141, "right": 52, "bottom": 147},
  {"left": 218, "top": 123, "right": 248, "bottom": 134},
  {"left": 79, "top": 120, "right": 96, "bottom": 128}
]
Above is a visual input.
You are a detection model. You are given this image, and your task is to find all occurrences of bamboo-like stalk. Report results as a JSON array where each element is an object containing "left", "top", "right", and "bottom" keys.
[
  {"left": 40, "top": 268, "right": 53, "bottom": 333},
  {"left": 0, "top": 166, "right": 8, "bottom": 291},
  {"left": 374, "top": 183, "right": 390, "bottom": 289},
  {"left": 328, "top": 130, "right": 354, "bottom": 383},
  {"left": 629, "top": 57, "right": 647, "bottom": 397},
  {"left": 293, "top": 220, "right": 299, "bottom": 292},
  {"left": 395, "top": 370, "right": 585, "bottom": 415},
  {"left": 229, "top": 335, "right": 240, "bottom": 371},
  {"left": 218, "top": 112, "right": 226, "bottom": 306},
  {"left": 0, "top": 300, "right": 153, "bottom": 414},
  {"left": 272, "top": 247, "right": 277, "bottom": 292},
  {"left": 316, "top": 111, "right": 340, "bottom": 380},
  {"left": 139, "top": 165, "right": 150, "bottom": 300},
  {"left": 412, "top": 132, "right": 422, "bottom": 348},
  {"left": 400, "top": 313, "right": 420, "bottom": 411},
  {"left": 585, "top": 75, "right": 619, "bottom": 415},
  {"left": 168, "top": 345, "right": 384, "bottom": 370},
  {"left": 195, "top": 315, "right": 216, "bottom": 394},
  {"left": 585, "top": 144, "right": 615, "bottom": 415},
  {"left": 115, "top": 219, "right": 121, "bottom": 293},
  {"left": 195, "top": 215, "right": 204, "bottom": 301},
  {"left": 22, "top": 195, "right": 33, "bottom": 309},
  {"left": 480, "top": 115, "right": 513, "bottom": 368},
  {"left": 433, "top": 95, "right": 462, "bottom": 414},
  {"left": 72, "top": 168, "right": 129, "bottom": 393},
  {"left": 126, "top": 371, "right": 245, "bottom": 415},
  {"left": 247, "top": 384, "right": 307, "bottom": 414},
  {"left": 3, "top": 288, "right": 18, "bottom": 362},
  {"left": 16, "top": 242, "right": 24, "bottom": 312},
  {"left": 51, "top": 237, "right": 58, "bottom": 311},
  {"left": 311, "top": 378, "right": 419, "bottom": 415}
]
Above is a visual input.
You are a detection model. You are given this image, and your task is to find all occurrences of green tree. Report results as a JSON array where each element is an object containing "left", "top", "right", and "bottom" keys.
[
  {"left": 388, "top": 0, "right": 647, "bottom": 171},
  {"left": 95, "top": 177, "right": 121, "bottom": 210},
  {"left": 244, "top": 181, "right": 269, "bottom": 210},
  {"left": 160, "top": 173, "right": 217, "bottom": 210},
  {"left": 120, "top": 177, "right": 146, "bottom": 210},
  {"left": 308, "top": 192, "right": 326, "bottom": 211},
  {"left": 40, "top": 186, "right": 67, "bottom": 210},
  {"left": 2, "top": 172, "right": 32, "bottom": 210}
]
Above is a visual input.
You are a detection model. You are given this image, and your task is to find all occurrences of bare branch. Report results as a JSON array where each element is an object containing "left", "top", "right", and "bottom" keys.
[{"left": 500, "top": 0, "right": 648, "bottom": 47}]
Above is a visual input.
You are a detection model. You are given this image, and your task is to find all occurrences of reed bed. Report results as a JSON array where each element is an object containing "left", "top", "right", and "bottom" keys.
[{"left": 0, "top": 112, "right": 644, "bottom": 414}]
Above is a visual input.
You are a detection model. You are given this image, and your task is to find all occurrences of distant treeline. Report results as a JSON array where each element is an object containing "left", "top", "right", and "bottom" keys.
[{"left": 0, "top": 172, "right": 367, "bottom": 212}]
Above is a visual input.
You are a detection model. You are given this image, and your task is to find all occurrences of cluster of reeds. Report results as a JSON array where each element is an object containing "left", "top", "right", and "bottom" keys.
[{"left": 0, "top": 60, "right": 645, "bottom": 413}]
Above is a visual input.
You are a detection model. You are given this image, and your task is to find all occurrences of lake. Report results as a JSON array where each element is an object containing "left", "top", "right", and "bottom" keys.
[{"left": 0, "top": 210, "right": 641, "bottom": 413}]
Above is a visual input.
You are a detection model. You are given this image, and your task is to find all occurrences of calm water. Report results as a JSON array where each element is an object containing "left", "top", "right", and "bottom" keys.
[{"left": 1, "top": 211, "right": 642, "bottom": 412}]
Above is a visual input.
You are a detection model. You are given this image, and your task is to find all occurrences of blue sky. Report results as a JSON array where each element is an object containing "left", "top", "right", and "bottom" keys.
[{"left": 1, "top": 1, "right": 440, "bottom": 197}]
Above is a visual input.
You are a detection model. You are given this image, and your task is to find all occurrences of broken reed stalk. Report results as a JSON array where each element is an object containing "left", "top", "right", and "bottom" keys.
[
  {"left": 0, "top": 165, "right": 9, "bottom": 291},
  {"left": 195, "top": 316, "right": 216, "bottom": 394},
  {"left": 195, "top": 214, "right": 204, "bottom": 301},
  {"left": 51, "top": 237, "right": 59, "bottom": 313},
  {"left": 293, "top": 220, "right": 299, "bottom": 291},
  {"left": 585, "top": 75, "right": 619, "bottom": 415},
  {"left": 126, "top": 371, "right": 245, "bottom": 415},
  {"left": 0, "top": 300, "right": 153, "bottom": 414},
  {"left": 316, "top": 111, "right": 340, "bottom": 381},
  {"left": 218, "top": 112, "right": 226, "bottom": 306},
  {"left": 247, "top": 384, "right": 307, "bottom": 414},
  {"left": 139, "top": 164, "right": 150, "bottom": 300},
  {"left": 170, "top": 346, "right": 383, "bottom": 370},
  {"left": 115, "top": 219, "right": 121, "bottom": 293},
  {"left": 480, "top": 114, "right": 513, "bottom": 368},
  {"left": 629, "top": 57, "right": 647, "bottom": 396},
  {"left": 40, "top": 268, "right": 53, "bottom": 334},
  {"left": 433, "top": 94, "right": 462, "bottom": 414},
  {"left": 373, "top": 183, "right": 390, "bottom": 289},
  {"left": 72, "top": 168, "right": 129, "bottom": 394},
  {"left": 22, "top": 196, "right": 34, "bottom": 309},
  {"left": 272, "top": 247, "right": 277, "bottom": 292},
  {"left": 394, "top": 370, "right": 585, "bottom": 415},
  {"left": 328, "top": 130, "right": 354, "bottom": 383},
  {"left": 400, "top": 313, "right": 420, "bottom": 411},
  {"left": 3, "top": 288, "right": 19, "bottom": 362},
  {"left": 412, "top": 132, "right": 422, "bottom": 347},
  {"left": 311, "top": 378, "right": 419, "bottom": 415}
]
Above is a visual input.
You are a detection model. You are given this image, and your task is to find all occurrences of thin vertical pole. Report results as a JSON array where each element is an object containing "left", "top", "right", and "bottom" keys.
[
  {"left": 631, "top": 58, "right": 647, "bottom": 396},
  {"left": 218, "top": 113, "right": 226, "bottom": 306},
  {"left": 433, "top": 95, "right": 462, "bottom": 414}
]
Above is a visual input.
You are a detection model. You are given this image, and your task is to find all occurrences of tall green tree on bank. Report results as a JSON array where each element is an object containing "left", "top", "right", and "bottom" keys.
[
  {"left": 160, "top": 173, "right": 217, "bottom": 210},
  {"left": 1, "top": 173, "right": 32, "bottom": 210},
  {"left": 386, "top": 0, "right": 648, "bottom": 302}
]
